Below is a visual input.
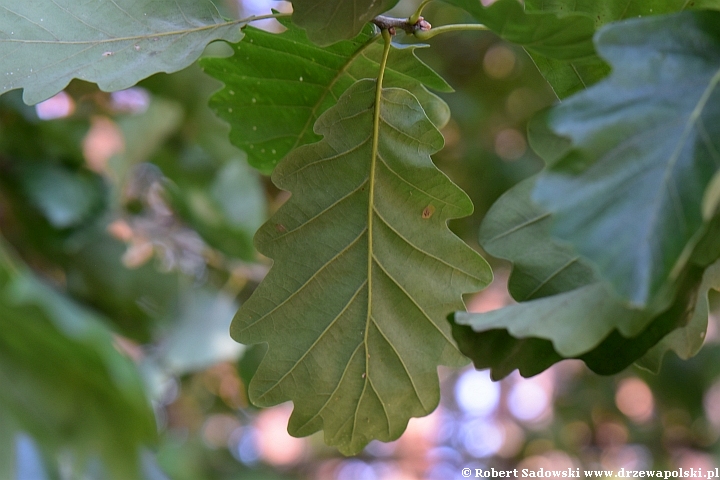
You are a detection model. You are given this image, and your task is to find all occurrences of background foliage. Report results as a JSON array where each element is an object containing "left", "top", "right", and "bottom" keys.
[{"left": 2, "top": 0, "right": 720, "bottom": 478}]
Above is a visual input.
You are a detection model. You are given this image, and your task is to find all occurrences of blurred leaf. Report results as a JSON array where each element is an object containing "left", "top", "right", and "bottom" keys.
[
  {"left": 450, "top": 324, "right": 562, "bottom": 379},
  {"left": 234, "top": 80, "right": 490, "bottom": 454},
  {"left": 0, "top": 0, "right": 246, "bottom": 105},
  {"left": 533, "top": 11, "right": 720, "bottom": 307},
  {"left": 457, "top": 283, "right": 653, "bottom": 358},
  {"left": 443, "top": 0, "right": 595, "bottom": 59},
  {"left": 211, "top": 159, "right": 265, "bottom": 233},
  {"left": 110, "top": 97, "right": 184, "bottom": 185},
  {"left": 470, "top": 177, "right": 651, "bottom": 358},
  {"left": 527, "top": 108, "right": 571, "bottom": 164},
  {"left": 162, "top": 288, "right": 243, "bottom": 374},
  {"left": 0, "top": 242, "right": 155, "bottom": 479},
  {"left": 443, "top": 0, "right": 597, "bottom": 98},
  {"left": 171, "top": 156, "right": 265, "bottom": 260},
  {"left": 525, "top": 0, "right": 720, "bottom": 26},
  {"left": 65, "top": 234, "right": 180, "bottom": 342},
  {"left": 523, "top": 0, "right": 720, "bottom": 97},
  {"left": 202, "top": 18, "right": 451, "bottom": 173},
  {"left": 288, "top": 0, "right": 398, "bottom": 46},
  {"left": 19, "top": 164, "right": 104, "bottom": 228}
]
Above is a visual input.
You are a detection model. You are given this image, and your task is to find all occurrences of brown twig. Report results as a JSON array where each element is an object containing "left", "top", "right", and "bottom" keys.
[{"left": 371, "top": 15, "right": 432, "bottom": 35}]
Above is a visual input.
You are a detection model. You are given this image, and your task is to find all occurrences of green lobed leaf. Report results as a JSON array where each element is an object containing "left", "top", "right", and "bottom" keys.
[
  {"left": 452, "top": 263, "right": 707, "bottom": 379},
  {"left": 0, "top": 0, "right": 246, "bottom": 105},
  {"left": 288, "top": 0, "right": 399, "bottom": 46},
  {"left": 465, "top": 178, "right": 654, "bottom": 358},
  {"left": 533, "top": 11, "right": 720, "bottom": 307},
  {"left": 479, "top": 177, "right": 597, "bottom": 302},
  {"left": 202, "top": 19, "right": 451, "bottom": 173},
  {"left": 233, "top": 79, "right": 490, "bottom": 454},
  {"left": 454, "top": 171, "right": 714, "bottom": 378}
]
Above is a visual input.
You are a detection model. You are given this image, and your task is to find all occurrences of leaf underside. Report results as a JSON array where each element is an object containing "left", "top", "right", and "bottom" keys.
[
  {"left": 232, "top": 79, "right": 490, "bottom": 454},
  {"left": 534, "top": 11, "right": 720, "bottom": 307},
  {"left": 0, "top": 0, "right": 244, "bottom": 105},
  {"left": 202, "top": 19, "right": 451, "bottom": 173}
]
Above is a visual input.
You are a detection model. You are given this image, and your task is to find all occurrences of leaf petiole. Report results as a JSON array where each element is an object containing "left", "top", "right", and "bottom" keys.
[
  {"left": 409, "top": 0, "right": 434, "bottom": 24},
  {"left": 414, "top": 23, "right": 489, "bottom": 40}
]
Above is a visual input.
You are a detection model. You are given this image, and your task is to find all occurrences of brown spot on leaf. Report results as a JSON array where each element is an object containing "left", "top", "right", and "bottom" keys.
[
  {"left": 275, "top": 223, "right": 287, "bottom": 233},
  {"left": 422, "top": 205, "right": 435, "bottom": 219}
]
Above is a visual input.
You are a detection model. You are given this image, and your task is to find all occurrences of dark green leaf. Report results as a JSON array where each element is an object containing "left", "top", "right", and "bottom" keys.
[
  {"left": 469, "top": 177, "right": 659, "bottom": 360},
  {"left": 524, "top": 0, "right": 720, "bottom": 97},
  {"left": 233, "top": 80, "right": 490, "bottom": 454},
  {"left": 0, "top": 0, "right": 246, "bottom": 104},
  {"left": 638, "top": 260, "right": 720, "bottom": 371},
  {"left": 524, "top": 0, "right": 720, "bottom": 27},
  {"left": 452, "top": 264, "right": 706, "bottom": 378},
  {"left": 479, "top": 177, "right": 597, "bottom": 301},
  {"left": 202, "top": 19, "right": 451, "bottom": 173},
  {"left": 533, "top": 11, "right": 720, "bottom": 307},
  {"left": 455, "top": 170, "right": 712, "bottom": 378},
  {"left": 288, "top": 0, "right": 399, "bottom": 46}
]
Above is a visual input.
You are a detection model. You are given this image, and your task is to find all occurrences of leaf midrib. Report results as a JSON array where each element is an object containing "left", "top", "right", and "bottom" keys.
[
  {"left": 640, "top": 67, "right": 720, "bottom": 284},
  {"left": 0, "top": 17, "right": 251, "bottom": 45}
]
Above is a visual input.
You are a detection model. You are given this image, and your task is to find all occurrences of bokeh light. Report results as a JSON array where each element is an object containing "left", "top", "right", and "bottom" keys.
[
  {"left": 35, "top": 91, "right": 74, "bottom": 120},
  {"left": 483, "top": 44, "right": 517, "bottom": 80},
  {"left": 255, "top": 403, "right": 307, "bottom": 466},
  {"left": 615, "top": 377, "right": 654, "bottom": 423},
  {"left": 508, "top": 377, "right": 552, "bottom": 423},
  {"left": 455, "top": 369, "right": 500, "bottom": 417}
]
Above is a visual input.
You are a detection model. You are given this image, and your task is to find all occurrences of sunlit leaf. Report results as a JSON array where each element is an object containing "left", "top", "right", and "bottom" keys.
[
  {"left": 202, "top": 19, "right": 451, "bottom": 173},
  {"left": 533, "top": 11, "right": 720, "bottom": 307},
  {"left": 288, "top": 0, "right": 399, "bottom": 46},
  {"left": 233, "top": 80, "right": 490, "bottom": 454},
  {"left": 0, "top": 0, "right": 247, "bottom": 105}
]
